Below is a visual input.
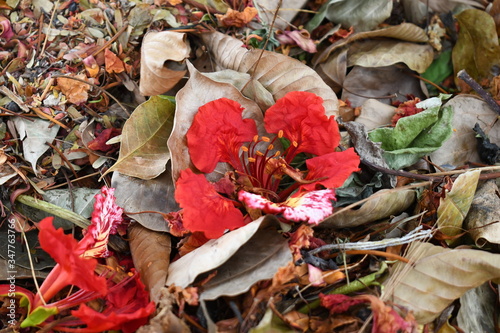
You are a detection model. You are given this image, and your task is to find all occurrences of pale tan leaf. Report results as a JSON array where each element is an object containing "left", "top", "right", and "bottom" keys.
[
  {"left": 317, "top": 48, "right": 347, "bottom": 93},
  {"left": 318, "top": 188, "right": 416, "bottom": 228},
  {"left": 254, "top": 0, "right": 307, "bottom": 29},
  {"left": 166, "top": 215, "right": 280, "bottom": 289},
  {"left": 436, "top": 169, "right": 480, "bottom": 242},
  {"left": 200, "top": 31, "right": 339, "bottom": 116},
  {"left": 167, "top": 62, "right": 265, "bottom": 182},
  {"left": 315, "top": 23, "right": 429, "bottom": 65},
  {"left": 384, "top": 241, "right": 500, "bottom": 324},
  {"left": 464, "top": 180, "right": 500, "bottom": 247},
  {"left": 325, "top": 0, "right": 392, "bottom": 32},
  {"left": 430, "top": 95, "right": 500, "bottom": 168},
  {"left": 456, "top": 284, "right": 496, "bottom": 333},
  {"left": 347, "top": 40, "right": 434, "bottom": 73},
  {"left": 139, "top": 31, "right": 190, "bottom": 96},
  {"left": 424, "top": 0, "right": 483, "bottom": 13},
  {"left": 105, "top": 96, "right": 175, "bottom": 180},
  {"left": 129, "top": 223, "right": 171, "bottom": 303},
  {"left": 354, "top": 99, "right": 396, "bottom": 130}
]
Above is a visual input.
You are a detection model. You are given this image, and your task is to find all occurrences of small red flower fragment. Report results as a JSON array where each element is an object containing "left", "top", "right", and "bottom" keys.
[
  {"left": 87, "top": 127, "right": 121, "bottom": 153},
  {"left": 320, "top": 293, "right": 365, "bottom": 314},
  {"left": 71, "top": 272, "right": 155, "bottom": 333},
  {"left": 391, "top": 97, "right": 423, "bottom": 126},
  {"left": 175, "top": 169, "right": 246, "bottom": 239},
  {"left": 239, "top": 189, "right": 336, "bottom": 225},
  {"left": 301, "top": 148, "right": 360, "bottom": 192},
  {"left": 264, "top": 91, "right": 340, "bottom": 158},
  {"left": 187, "top": 98, "right": 258, "bottom": 173}
]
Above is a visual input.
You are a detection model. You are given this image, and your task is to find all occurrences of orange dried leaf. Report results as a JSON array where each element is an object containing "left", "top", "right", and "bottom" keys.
[
  {"left": 215, "top": 7, "right": 258, "bottom": 28},
  {"left": 57, "top": 73, "right": 91, "bottom": 105},
  {"left": 105, "top": 49, "right": 126, "bottom": 74}
]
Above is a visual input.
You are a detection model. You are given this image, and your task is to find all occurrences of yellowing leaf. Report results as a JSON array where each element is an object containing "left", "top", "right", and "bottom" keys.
[
  {"left": 104, "top": 96, "right": 175, "bottom": 180},
  {"left": 384, "top": 241, "right": 500, "bottom": 324},
  {"left": 437, "top": 169, "right": 480, "bottom": 243}
]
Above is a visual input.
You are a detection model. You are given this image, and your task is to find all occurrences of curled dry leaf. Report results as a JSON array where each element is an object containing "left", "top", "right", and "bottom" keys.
[
  {"left": 139, "top": 31, "right": 191, "bottom": 96},
  {"left": 129, "top": 222, "right": 171, "bottom": 304},
  {"left": 318, "top": 188, "right": 415, "bottom": 228},
  {"left": 384, "top": 241, "right": 500, "bottom": 324},
  {"left": 57, "top": 73, "right": 91, "bottom": 104},
  {"left": 325, "top": 0, "right": 393, "bottom": 32},
  {"left": 167, "top": 62, "right": 265, "bottom": 182},
  {"left": 464, "top": 180, "right": 500, "bottom": 247},
  {"left": 200, "top": 31, "right": 339, "bottom": 116}
]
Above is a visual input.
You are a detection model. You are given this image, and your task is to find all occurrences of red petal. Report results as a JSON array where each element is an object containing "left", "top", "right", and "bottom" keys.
[
  {"left": 37, "top": 217, "right": 107, "bottom": 301},
  {"left": 320, "top": 293, "right": 366, "bottom": 314},
  {"left": 175, "top": 169, "right": 246, "bottom": 239},
  {"left": 87, "top": 127, "right": 121, "bottom": 152},
  {"left": 301, "top": 148, "right": 360, "bottom": 192},
  {"left": 264, "top": 91, "right": 340, "bottom": 158},
  {"left": 187, "top": 98, "right": 258, "bottom": 173}
]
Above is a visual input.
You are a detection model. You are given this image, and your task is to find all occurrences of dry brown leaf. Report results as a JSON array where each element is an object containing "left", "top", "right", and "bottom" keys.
[
  {"left": 104, "top": 48, "right": 126, "bottom": 74},
  {"left": 318, "top": 188, "right": 416, "bottom": 228},
  {"left": 139, "top": 31, "right": 191, "bottom": 96},
  {"left": 464, "top": 180, "right": 500, "bottom": 247},
  {"left": 384, "top": 241, "right": 500, "bottom": 324},
  {"left": 167, "top": 62, "right": 265, "bottom": 182},
  {"left": 215, "top": 7, "right": 258, "bottom": 27},
  {"left": 354, "top": 99, "right": 395, "bottom": 130},
  {"left": 57, "top": 73, "right": 91, "bottom": 104},
  {"left": 429, "top": 95, "right": 500, "bottom": 168},
  {"left": 200, "top": 31, "right": 339, "bottom": 116},
  {"left": 129, "top": 223, "right": 171, "bottom": 304}
]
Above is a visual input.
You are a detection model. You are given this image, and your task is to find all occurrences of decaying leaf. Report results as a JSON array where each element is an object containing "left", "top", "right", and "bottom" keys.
[
  {"left": 167, "top": 62, "right": 265, "bottom": 182},
  {"left": 464, "top": 180, "right": 500, "bottom": 247},
  {"left": 166, "top": 215, "right": 283, "bottom": 289},
  {"left": 12, "top": 118, "right": 59, "bottom": 174},
  {"left": 436, "top": 169, "right": 480, "bottom": 243},
  {"left": 325, "top": 0, "right": 393, "bottom": 32},
  {"left": 139, "top": 31, "right": 191, "bottom": 96},
  {"left": 318, "top": 188, "right": 415, "bottom": 228},
  {"left": 429, "top": 95, "right": 500, "bottom": 168},
  {"left": 104, "top": 95, "right": 175, "bottom": 180},
  {"left": 129, "top": 223, "right": 171, "bottom": 304},
  {"left": 347, "top": 39, "right": 434, "bottom": 73},
  {"left": 200, "top": 31, "right": 339, "bottom": 116},
  {"left": 453, "top": 9, "right": 500, "bottom": 84},
  {"left": 215, "top": 7, "right": 258, "bottom": 27},
  {"left": 254, "top": 0, "right": 307, "bottom": 29},
  {"left": 456, "top": 283, "right": 496, "bottom": 333},
  {"left": 111, "top": 167, "right": 177, "bottom": 232},
  {"left": 354, "top": 99, "right": 395, "bottom": 130},
  {"left": 56, "top": 73, "right": 92, "bottom": 105},
  {"left": 384, "top": 241, "right": 500, "bottom": 324}
]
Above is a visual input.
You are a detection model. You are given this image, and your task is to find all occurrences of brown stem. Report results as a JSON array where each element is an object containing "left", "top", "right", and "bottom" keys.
[{"left": 457, "top": 69, "right": 500, "bottom": 115}]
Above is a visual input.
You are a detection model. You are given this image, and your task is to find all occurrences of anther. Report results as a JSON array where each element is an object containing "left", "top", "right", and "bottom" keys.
[
  {"left": 262, "top": 136, "right": 270, "bottom": 142},
  {"left": 278, "top": 130, "right": 284, "bottom": 138},
  {"left": 256, "top": 151, "right": 264, "bottom": 156},
  {"left": 241, "top": 146, "right": 249, "bottom": 152}
]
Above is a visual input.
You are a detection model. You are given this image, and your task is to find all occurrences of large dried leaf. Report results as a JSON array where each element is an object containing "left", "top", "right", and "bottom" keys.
[
  {"left": 111, "top": 167, "right": 177, "bottom": 232},
  {"left": 200, "top": 224, "right": 292, "bottom": 300},
  {"left": 464, "top": 180, "right": 500, "bottom": 247},
  {"left": 456, "top": 284, "right": 496, "bottom": 333},
  {"left": 341, "top": 65, "right": 426, "bottom": 107},
  {"left": 384, "top": 241, "right": 500, "bottom": 324},
  {"left": 139, "top": 31, "right": 191, "bottom": 96},
  {"left": 105, "top": 96, "right": 175, "bottom": 180},
  {"left": 318, "top": 188, "right": 415, "bottom": 228},
  {"left": 347, "top": 40, "right": 434, "bottom": 73},
  {"left": 129, "top": 223, "right": 171, "bottom": 303},
  {"left": 200, "top": 31, "right": 339, "bottom": 116},
  {"left": 424, "top": 0, "right": 484, "bottom": 13},
  {"left": 167, "top": 62, "right": 264, "bottom": 182},
  {"left": 166, "top": 215, "right": 280, "bottom": 288},
  {"left": 315, "top": 23, "right": 429, "bottom": 65},
  {"left": 453, "top": 9, "right": 500, "bottom": 83},
  {"left": 354, "top": 99, "right": 395, "bottom": 130},
  {"left": 254, "top": 0, "right": 307, "bottom": 30},
  {"left": 12, "top": 118, "right": 59, "bottom": 174},
  {"left": 430, "top": 95, "right": 500, "bottom": 168},
  {"left": 325, "top": 0, "right": 392, "bottom": 32},
  {"left": 436, "top": 169, "right": 480, "bottom": 242}
]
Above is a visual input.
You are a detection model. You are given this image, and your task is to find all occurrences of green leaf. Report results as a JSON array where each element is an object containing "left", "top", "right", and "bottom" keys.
[
  {"left": 104, "top": 96, "right": 175, "bottom": 180},
  {"left": 20, "top": 306, "right": 58, "bottom": 328},
  {"left": 368, "top": 98, "right": 453, "bottom": 169},
  {"left": 453, "top": 9, "right": 500, "bottom": 82},
  {"left": 422, "top": 50, "right": 453, "bottom": 86},
  {"left": 437, "top": 169, "right": 481, "bottom": 244}
]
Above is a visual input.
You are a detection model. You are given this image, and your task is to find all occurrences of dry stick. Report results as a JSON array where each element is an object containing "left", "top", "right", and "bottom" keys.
[
  {"left": 31, "top": 106, "right": 70, "bottom": 130},
  {"left": 45, "top": 141, "right": 79, "bottom": 179},
  {"left": 44, "top": 172, "right": 101, "bottom": 190},
  {"left": 39, "top": 0, "right": 60, "bottom": 58},
  {"left": 90, "top": 24, "right": 129, "bottom": 58},
  {"left": 0, "top": 106, "right": 34, "bottom": 121},
  {"left": 341, "top": 250, "right": 410, "bottom": 263},
  {"left": 51, "top": 75, "right": 130, "bottom": 116},
  {"left": 457, "top": 69, "right": 500, "bottom": 116}
]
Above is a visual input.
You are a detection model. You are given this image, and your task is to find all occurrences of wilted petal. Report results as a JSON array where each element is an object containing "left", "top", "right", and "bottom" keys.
[
  {"left": 187, "top": 98, "right": 258, "bottom": 173},
  {"left": 276, "top": 29, "right": 317, "bottom": 53},
  {"left": 239, "top": 189, "right": 336, "bottom": 224},
  {"left": 176, "top": 169, "right": 246, "bottom": 239},
  {"left": 264, "top": 91, "right": 340, "bottom": 160}
]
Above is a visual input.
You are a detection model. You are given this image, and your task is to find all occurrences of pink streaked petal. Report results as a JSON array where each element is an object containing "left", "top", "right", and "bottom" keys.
[
  {"left": 83, "top": 187, "right": 125, "bottom": 258},
  {"left": 238, "top": 189, "right": 336, "bottom": 224},
  {"left": 308, "top": 264, "right": 325, "bottom": 286}
]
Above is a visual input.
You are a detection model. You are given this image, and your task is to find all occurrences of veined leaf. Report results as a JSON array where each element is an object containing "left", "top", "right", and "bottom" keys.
[{"left": 104, "top": 96, "right": 175, "bottom": 180}]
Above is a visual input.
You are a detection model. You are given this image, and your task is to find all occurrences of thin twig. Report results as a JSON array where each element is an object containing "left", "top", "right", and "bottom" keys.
[
  {"left": 43, "top": 171, "right": 101, "bottom": 190},
  {"left": 45, "top": 141, "right": 79, "bottom": 179},
  {"left": 31, "top": 107, "right": 70, "bottom": 130},
  {"left": 39, "top": 0, "right": 60, "bottom": 58},
  {"left": 90, "top": 24, "right": 129, "bottom": 58},
  {"left": 457, "top": 69, "right": 500, "bottom": 115}
]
